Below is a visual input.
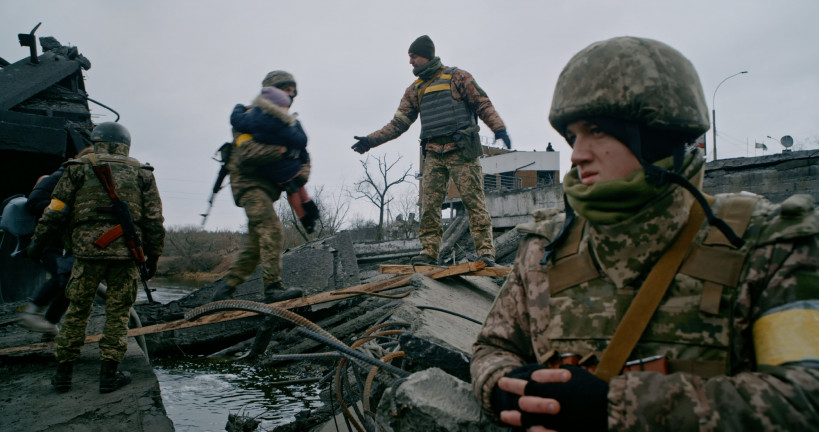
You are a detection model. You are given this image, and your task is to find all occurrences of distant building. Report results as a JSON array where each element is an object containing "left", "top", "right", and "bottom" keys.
[{"left": 417, "top": 141, "right": 562, "bottom": 231}]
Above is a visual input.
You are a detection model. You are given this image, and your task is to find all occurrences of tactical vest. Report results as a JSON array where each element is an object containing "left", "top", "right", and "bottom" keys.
[
  {"left": 415, "top": 67, "right": 477, "bottom": 139},
  {"left": 542, "top": 194, "right": 760, "bottom": 378},
  {"left": 65, "top": 153, "right": 147, "bottom": 258}
]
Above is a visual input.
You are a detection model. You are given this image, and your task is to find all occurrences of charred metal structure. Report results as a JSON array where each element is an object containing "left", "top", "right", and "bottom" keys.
[{"left": 0, "top": 24, "right": 96, "bottom": 301}]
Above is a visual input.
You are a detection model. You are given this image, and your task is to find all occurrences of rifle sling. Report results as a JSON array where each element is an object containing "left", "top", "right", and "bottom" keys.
[{"left": 594, "top": 200, "right": 707, "bottom": 383}]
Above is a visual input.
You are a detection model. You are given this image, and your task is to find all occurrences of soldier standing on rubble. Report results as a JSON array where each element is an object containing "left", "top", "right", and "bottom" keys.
[
  {"left": 26, "top": 122, "right": 165, "bottom": 394},
  {"left": 351, "top": 35, "right": 510, "bottom": 267},
  {"left": 212, "top": 70, "right": 307, "bottom": 357},
  {"left": 471, "top": 36, "right": 819, "bottom": 431}
]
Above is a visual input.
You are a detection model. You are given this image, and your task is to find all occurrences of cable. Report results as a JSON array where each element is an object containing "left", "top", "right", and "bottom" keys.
[{"left": 415, "top": 305, "right": 483, "bottom": 325}]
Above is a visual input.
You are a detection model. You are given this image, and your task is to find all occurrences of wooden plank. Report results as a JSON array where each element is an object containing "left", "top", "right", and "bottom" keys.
[
  {"left": 0, "top": 262, "right": 484, "bottom": 356},
  {"left": 379, "top": 263, "right": 510, "bottom": 277}
]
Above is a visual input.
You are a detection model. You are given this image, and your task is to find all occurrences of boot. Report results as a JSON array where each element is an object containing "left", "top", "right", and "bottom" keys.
[
  {"left": 410, "top": 253, "right": 436, "bottom": 266},
  {"left": 299, "top": 200, "right": 320, "bottom": 234},
  {"left": 51, "top": 361, "right": 73, "bottom": 393},
  {"left": 263, "top": 282, "right": 303, "bottom": 304},
  {"left": 18, "top": 302, "right": 59, "bottom": 335},
  {"left": 212, "top": 283, "right": 237, "bottom": 302},
  {"left": 99, "top": 359, "right": 132, "bottom": 393},
  {"left": 479, "top": 255, "right": 497, "bottom": 267}
]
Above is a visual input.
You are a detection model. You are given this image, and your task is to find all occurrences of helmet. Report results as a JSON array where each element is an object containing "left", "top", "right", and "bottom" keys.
[
  {"left": 549, "top": 36, "right": 709, "bottom": 142},
  {"left": 262, "top": 70, "right": 297, "bottom": 92},
  {"left": 90, "top": 122, "right": 131, "bottom": 146}
]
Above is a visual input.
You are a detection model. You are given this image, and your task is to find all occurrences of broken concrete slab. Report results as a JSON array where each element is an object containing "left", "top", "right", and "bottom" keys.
[
  {"left": 375, "top": 367, "right": 505, "bottom": 432},
  {"left": 133, "top": 232, "right": 363, "bottom": 355},
  {"left": 0, "top": 338, "right": 174, "bottom": 432}
]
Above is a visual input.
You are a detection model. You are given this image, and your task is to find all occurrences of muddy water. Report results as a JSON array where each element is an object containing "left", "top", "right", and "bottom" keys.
[{"left": 138, "top": 278, "right": 324, "bottom": 431}]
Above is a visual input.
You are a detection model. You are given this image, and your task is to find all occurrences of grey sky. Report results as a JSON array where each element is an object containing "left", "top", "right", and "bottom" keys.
[{"left": 3, "top": 1, "right": 818, "bottom": 231}]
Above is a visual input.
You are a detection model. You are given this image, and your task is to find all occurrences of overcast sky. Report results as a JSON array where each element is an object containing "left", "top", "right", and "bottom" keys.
[{"left": 3, "top": 1, "right": 818, "bottom": 232}]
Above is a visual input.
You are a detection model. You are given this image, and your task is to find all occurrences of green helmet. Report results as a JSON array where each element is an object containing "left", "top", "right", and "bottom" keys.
[
  {"left": 90, "top": 122, "right": 131, "bottom": 146},
  {"left": 262, "top": 70, "right": 297, "bottom": 92},
  {"left": 549, "top": 36, "right": 709, "bottom": 142}
]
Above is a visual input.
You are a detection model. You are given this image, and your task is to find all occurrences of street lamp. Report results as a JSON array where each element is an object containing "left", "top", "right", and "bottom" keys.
[{"left": 711, "top": 71, "right": 748, "bottom": 161}]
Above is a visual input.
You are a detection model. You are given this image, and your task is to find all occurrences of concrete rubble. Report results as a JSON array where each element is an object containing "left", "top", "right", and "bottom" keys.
[{"left": 0, "top": 226, "right": 513, "bottom": 431}]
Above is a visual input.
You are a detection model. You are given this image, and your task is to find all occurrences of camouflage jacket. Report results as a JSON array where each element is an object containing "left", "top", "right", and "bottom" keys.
[
  {"left": 31, "top": 142, "right": 165, "bottom": 260},
  {"left": 227, "top": 129, "right": 311, "bottom": 205},
  {"left": 366, "top": 65, "right": 505, "bottom": 147},
  {"left": 471, "top": 187, "right": 819, "bottom": 430}
]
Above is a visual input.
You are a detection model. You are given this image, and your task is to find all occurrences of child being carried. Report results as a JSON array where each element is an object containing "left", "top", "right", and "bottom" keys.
[{"left": 231, "top": 86, "right": 319, "bottom": 233}]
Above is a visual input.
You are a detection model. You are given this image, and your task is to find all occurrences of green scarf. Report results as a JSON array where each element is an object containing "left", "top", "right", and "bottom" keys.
[
  {"left": 413, "top": 56, "right": 442, "bottom": 79},
  {"left": 564, "top": 154, "right": 695, "bottom": 224}
]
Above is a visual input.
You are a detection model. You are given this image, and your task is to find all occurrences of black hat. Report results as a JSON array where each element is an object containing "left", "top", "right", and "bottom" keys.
[{"left": 408, "top": 35, "right": 435, "bottom": 60}]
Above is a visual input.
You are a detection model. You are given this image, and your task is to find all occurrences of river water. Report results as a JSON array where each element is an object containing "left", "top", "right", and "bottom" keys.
[{"left": 136, "top": 278, "right": 325, "bottom": 431}]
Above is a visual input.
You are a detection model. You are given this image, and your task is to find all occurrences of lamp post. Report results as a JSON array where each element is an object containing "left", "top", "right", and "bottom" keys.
[{"left": 711, "top": 71, "right": 748, "bottom": 161}]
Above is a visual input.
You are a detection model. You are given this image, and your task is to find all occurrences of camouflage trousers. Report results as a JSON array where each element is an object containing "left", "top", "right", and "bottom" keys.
[
  {"left": 55, "top": 258, "right": 138, "bottom": 363},
  {"left": 225, "top": 187, "right": 283, "bottom": 288},
  {"left": 420, "top": 151, "right": 494, "bottom": 259}
]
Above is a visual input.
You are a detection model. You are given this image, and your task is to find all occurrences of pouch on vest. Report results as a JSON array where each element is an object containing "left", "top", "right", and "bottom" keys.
[{"left": 454, "top": 124, "right": 482, "bottom": 160}]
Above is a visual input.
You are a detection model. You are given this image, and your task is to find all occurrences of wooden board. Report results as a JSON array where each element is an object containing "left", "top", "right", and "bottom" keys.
[
  {"left": 379, "top": 264, "right": 510, "bottom": 277},
  {"left": 0, "top": 261, "right": 486, "bottom": 356}
]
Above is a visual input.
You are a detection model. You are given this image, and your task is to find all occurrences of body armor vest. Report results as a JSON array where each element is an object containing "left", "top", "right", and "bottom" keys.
[
  {"left": 415, "top": 67, "right": 476, "bottom": 139},
  {"left": 67, "top": 153, "right": 146, "bottom": 258},
  {"left": 542, "top": 194, "right": 759, "bottom": 377}
]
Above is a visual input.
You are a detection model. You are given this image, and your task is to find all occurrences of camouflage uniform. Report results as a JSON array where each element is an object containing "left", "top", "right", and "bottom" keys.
[
  {"left": 225, "top": 132, "right": 310, "bottom": 287},
  {"left": 365, "top": 65, "right": 504, "bottom": 260},
  {"left": 30, "top": 141, "right": 165, "bottom": 363},
  {"left": 471, "top": 149, "right": 819, "bottom": 429}
]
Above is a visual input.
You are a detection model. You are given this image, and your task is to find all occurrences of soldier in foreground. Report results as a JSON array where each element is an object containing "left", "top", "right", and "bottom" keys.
[
  {"left": 351, "top": 35, "right": 510, "bottom": 267},
  {"left": 471, "top": 36, "right": 819, "bottom": 430},
  {"left": 27, "top": 122, "right": 165, "bottom": 393}
]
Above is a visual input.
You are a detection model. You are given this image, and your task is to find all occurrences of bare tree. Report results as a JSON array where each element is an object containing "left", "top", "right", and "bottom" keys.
[
  {"left": 275, "top": 184, "right": 351, "bottom": 247},
  {"left": 352, "top": 154, "right": 413, "bottom": 241}
]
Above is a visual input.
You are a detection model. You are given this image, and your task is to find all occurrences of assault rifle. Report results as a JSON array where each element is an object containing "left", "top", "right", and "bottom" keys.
[
  {"left": 91, "top": 163, "right": 157, "bottom": 304},
  {"left": 200, "top": 142, "right": 232, "bottom": 226}
]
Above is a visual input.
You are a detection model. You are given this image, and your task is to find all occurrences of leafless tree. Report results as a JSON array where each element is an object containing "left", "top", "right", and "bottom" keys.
[
  {"left": 275, "top": 184, "right": 351, "bottom": 247},
  {"left": 352, "top": 154, "right": 413, "bottom": 241}
]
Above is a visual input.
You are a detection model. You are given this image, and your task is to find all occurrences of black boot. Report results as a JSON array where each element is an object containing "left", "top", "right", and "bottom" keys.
[
  {"left": 299, "top": 200, "right": 320, "bottom": 234},
  {"left": 263, "top": 282, "right": 303, "bottom": 304},
  {"left": 99, "top": 359, "right": 132, "bottom": 393},
  {"left": 212, "top": 283, "right": 237, "bottom": 301},
  {"left": 51, "top": 361, "right": 73, "bottom": 393}
]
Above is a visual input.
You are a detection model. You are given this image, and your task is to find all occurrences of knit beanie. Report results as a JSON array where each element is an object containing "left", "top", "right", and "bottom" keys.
[
  {"left": 262, "top": 70, "right": 297, "bottom": 90},
  {"left": 408, "top": 35, "right": 435, "bottom": 60},
  {"left": 260, "top": 86, "right": 292, "bottom": 107}
]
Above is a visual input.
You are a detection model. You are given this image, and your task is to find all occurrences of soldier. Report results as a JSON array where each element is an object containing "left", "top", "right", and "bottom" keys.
[
  {"left": 212, "top": 70, "right": 306, "bottom": 358},
  {"left": 26, "top": 122, "right": 165, "bottom": 393},
  {"left": 351, "top": 35, "right": 510, "bottom": 267},
  {"left": 471, "top": 36, "right": 819, "bottom": 431}
]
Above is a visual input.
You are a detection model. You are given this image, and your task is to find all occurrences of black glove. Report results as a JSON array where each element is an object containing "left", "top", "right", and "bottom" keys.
[
  {"left": 146, "top": 256, "right": 159, "bottom": 280},
  {"left": 492, "top": 364, "right": 608, "bottom": 432},
  {"left": 494, "top": 129, "right": 512, "bottom": 149},
  {"left": 351, "top": 136, "right": 372, "bottom": 154}
]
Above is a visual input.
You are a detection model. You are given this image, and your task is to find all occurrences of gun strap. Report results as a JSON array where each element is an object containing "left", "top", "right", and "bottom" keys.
[{"left": 594, "top": 198, "right": 707, "bottom": 383}]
